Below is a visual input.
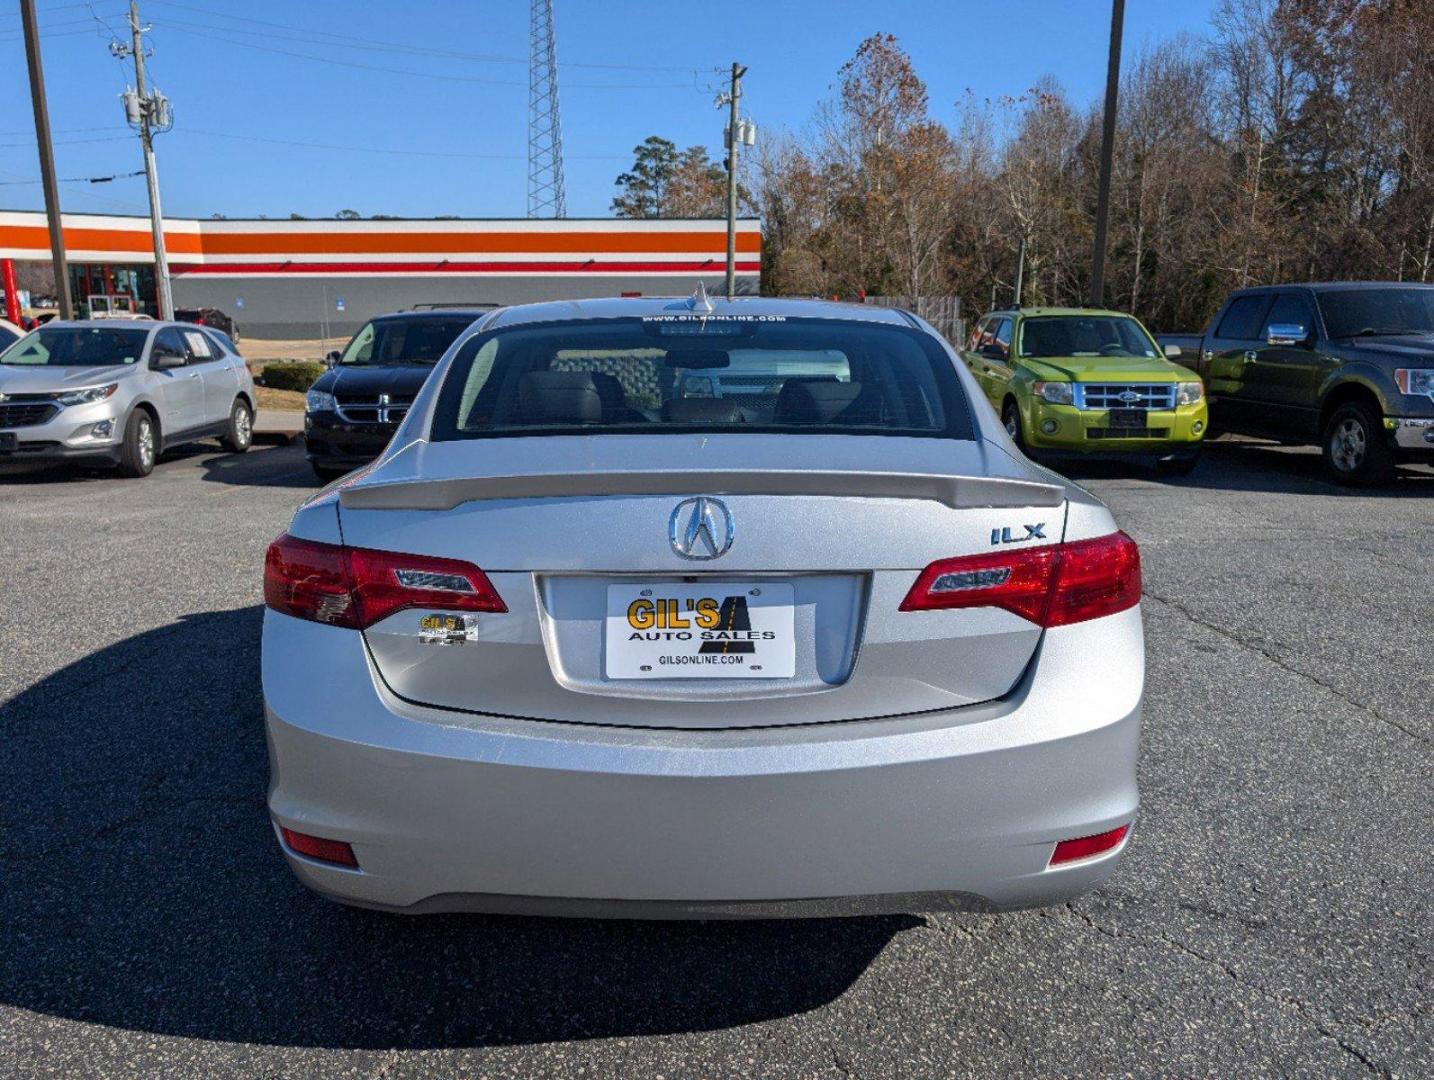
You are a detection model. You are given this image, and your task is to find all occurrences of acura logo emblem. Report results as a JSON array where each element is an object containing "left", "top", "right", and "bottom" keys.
[{"left": 669, "top": 496, "right": 734, "bottom": 560}]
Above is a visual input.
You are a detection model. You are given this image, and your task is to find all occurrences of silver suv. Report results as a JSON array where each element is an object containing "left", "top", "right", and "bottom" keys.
[{"left": 0, "top": 320, "right": 256, "bottom": 477}]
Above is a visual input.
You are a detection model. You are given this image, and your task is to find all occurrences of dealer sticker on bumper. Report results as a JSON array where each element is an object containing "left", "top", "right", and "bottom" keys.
[{"left": 605, "top": 582, "right": 796, "bottom": 679}]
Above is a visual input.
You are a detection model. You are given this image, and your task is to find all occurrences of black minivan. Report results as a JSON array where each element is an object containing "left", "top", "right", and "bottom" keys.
[{"left": 304, "top": 308, "right": 491, "bottom": 480}]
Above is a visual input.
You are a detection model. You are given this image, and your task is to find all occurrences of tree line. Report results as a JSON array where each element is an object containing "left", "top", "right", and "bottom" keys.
[{"left": 613, "top": 0, "right": 1433, "bottom": 333}]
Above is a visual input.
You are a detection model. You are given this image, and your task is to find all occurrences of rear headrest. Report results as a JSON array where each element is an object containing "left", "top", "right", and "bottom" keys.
[
  {"left": 519, "top": 371, "right": 603, "bottom": 424},
  {"left": 663, "top": 398, "right": 742, "bottom": 424},
  {"left": 775, "top": 378, "right": 864, "bottom": 424},
  {"left": 588, "top": 371, "right": 626, "bottom": 411}
]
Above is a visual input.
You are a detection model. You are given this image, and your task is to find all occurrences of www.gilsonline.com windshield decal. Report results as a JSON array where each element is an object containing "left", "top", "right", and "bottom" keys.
[{"left": 641, "top": 314, "right": 787, "bottom": 323}]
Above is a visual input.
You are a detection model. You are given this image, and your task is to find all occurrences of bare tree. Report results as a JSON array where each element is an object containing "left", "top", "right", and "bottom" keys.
[{"left": 749, "top": 8, "right": 1434, "bottom": 332}]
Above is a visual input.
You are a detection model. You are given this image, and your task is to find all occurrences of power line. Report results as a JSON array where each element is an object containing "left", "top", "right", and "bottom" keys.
[
  {"left": 155, "top": 22, "right": 700, "bottom": 89},
  {"left": 0, "top": 9, "right": 128, "bottom": 28},
  {"left": 175, "top": 127, "right": 625, "bottom": 161},
  {"left": 0, "top": 20, "right": 129, "bottom": 43},
  {"left": 0, "top": 133, "right": 133, "bottom": 147},
  {"left": 0, "top": 168, "right": 144, "bottom": 185},
  {"left": 0, "top": 125, "right": 629, "bottom": 161},
  {"left": 144, "top": 0, "right": 719, "bottom": 75},
  {"left": 0, "top": 123, "right": 129, "bottom": 137}
]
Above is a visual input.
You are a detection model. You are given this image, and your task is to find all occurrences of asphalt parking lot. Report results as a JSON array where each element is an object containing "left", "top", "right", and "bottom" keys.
[{"left": 1, "top": 438, "right": 1430, "bottom": 1079}]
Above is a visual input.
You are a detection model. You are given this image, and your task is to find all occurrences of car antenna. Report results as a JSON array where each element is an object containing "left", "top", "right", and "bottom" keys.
[{"left": 687, "top": 282, "right": 714, "bottom": 314}]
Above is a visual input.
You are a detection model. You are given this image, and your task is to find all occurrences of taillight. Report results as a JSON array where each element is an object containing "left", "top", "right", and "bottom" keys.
[
  {"left": 1044, "top": 531, "right": 1141, "bottom": 627},
  {"left": 263, "top": 532, "right": 505, "bottom": 629},
  {"left": 899, "top": 545, "right": 1058, "bottom": 622},
  {"left": 900, "top": 531, "right": 1140, "bottom": 628},
  {"left": 264, "top": 534, "right": 353, "bottom": 625}
]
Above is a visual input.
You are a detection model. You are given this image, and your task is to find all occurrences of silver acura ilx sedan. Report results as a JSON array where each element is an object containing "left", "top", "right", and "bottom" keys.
[{"left": 262, "top": 293, "right": 1143, "bottom": 917}]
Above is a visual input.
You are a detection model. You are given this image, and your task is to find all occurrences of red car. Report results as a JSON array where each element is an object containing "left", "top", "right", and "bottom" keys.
[{"left": 176, "top": 307, "right": 240, "bottom": 343}]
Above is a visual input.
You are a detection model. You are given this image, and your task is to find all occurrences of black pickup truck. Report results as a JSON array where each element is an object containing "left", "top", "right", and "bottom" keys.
[{"left": 1159, "top": 282, "right": 1434, "bottom": 485}]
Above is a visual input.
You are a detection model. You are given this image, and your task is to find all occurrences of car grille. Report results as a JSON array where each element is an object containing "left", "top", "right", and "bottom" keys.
[
  {"left": 1075, "top": 384, "right": 1176, "bottom": 410},
  {"left": 1087, "top": 427, "right": 1169, "bottom": 440},
  {"left": 0, "top": 402, "right": 60, "bottom": 428},
  {"left": 335, "top": 394, "right": 414, "bottom": 425}
]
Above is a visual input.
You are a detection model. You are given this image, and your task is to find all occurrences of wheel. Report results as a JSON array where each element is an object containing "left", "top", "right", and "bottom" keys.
[
  {"left": 220, "top": 397, "right": 253, "bottom": 453},
  {"left": 1322, "top": 401, "right": 1395, "bottom": 486},
  {"left": 1002, "top": 400, "right": 1027, "bottom": 453},
  {"left": 1157, "top": 451, "right": 1200, "bottom": 476},
  {"left": 117, "top": 409, "right": 157, "bottom": 478},
  {"left": 311, "top": 462, "right": 349, "bottom": 483}
]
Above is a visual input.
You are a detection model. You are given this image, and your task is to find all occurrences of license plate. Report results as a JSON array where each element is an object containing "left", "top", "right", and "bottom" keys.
[
  {"left": 0, "top": 432, "right": 15, "bottom": 454},
  {"left": 1107, "top": 408, "right": 1147, "bottom": 429},
  {"left": 605, "top": 582, "right": 796, "bottom": 679}
]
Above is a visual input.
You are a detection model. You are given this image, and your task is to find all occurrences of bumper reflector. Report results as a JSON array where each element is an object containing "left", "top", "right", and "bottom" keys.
[
  {"left": 280, "top": 826, "right": 359, "bottom": 868},
  {"left": 1049, "top": 824, "right": 1128, "bottom": 866}
]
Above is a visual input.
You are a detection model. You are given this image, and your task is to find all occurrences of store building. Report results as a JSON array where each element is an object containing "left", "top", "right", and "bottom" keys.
[{"left": 0, "top": 210, "right": 761, "bottom": 338}]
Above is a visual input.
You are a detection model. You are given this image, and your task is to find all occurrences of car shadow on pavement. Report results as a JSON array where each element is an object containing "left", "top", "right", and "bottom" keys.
[
  {"left": 197, "top": 443, "right": 326, "bottom": 490},
  {"left": 0, "top": 606, "right": 915, "bottom": 1050},
  {"left": 1050, "top": 438, "right": 1434, "bottom": 496},
  {"left": 0, "top": 442, "right": 323, "bottom": 489}
]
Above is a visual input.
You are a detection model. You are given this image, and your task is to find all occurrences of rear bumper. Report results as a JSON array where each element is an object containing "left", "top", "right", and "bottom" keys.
[{"left": 263, "top": 606, "right": 1143, "bottom": 917}]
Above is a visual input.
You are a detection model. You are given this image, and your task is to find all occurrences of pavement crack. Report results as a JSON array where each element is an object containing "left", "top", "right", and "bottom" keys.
[
  {"left": 1062, "top": 903, "right": 1393, "bottom": 1078},
  {"left": 1143, "top": 590, "right": 1426, "bottom": 744}
]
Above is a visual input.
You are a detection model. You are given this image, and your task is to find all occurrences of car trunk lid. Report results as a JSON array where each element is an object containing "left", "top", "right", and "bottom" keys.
[{"left": 339, "top": 435, "right": 1068, "bottom": 729}]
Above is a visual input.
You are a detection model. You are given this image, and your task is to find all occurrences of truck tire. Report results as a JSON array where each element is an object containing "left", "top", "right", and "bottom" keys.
[
  {"left": 220, "top": 397, "right": 253, "bottom": 453},
  {"left": 117, "top": 409, "right": 157, "bottom": 478},
  {"left": 1322, "top": 401, "right": 1395, "bottom": 487}
]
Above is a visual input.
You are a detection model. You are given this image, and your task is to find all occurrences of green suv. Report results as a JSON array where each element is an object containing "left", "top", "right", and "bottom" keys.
[{"left": 962, "top": 307, "right": 1208, "bottom": 473}]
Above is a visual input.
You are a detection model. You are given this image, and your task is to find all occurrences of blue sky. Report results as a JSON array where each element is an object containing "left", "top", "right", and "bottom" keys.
[{"left": 0, "top": 0, "right": 1219, "bottom": 220}]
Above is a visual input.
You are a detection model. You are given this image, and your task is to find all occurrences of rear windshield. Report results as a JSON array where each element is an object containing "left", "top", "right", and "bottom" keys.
[
  {"left": 339, "top": 316, "right": 476, "bottom": 365},
  {"left": 430, "top": 316, "right": 973, "bottom": 441},
  {"left": 0, "top": 325, "right": 151, "bottom": 367},
  {"left": 1018, "top": 315, "right": 1159, "bottom": 359},
  {"left": 1317, "top": 287, "right": 1434, "bottom": 339}
]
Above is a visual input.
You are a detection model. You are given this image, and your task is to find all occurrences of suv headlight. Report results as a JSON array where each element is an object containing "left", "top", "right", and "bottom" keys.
[
  {"left": 56, "top": 383, "right": 119, "bottom": 407},
  {"left": 1034, "top": 381, "right": 1073, "bottom": 405},
  {"left": 1394, "top": 368, "right": 1434, "bottom": 398},
  {"left": 1175, "top": 381, "right": 1204, "bottom": 406},
  {"left": 306, "top": 389, "right": 337, "bottom": 412}
]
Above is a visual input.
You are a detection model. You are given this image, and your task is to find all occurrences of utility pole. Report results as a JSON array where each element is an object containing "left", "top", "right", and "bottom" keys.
[
  {"left": 721, "top": 62, "right": 748, "bottom": 301},
  {"left": 1089, "top": 0, "right": 1125, "bottom": 308},
  {"left": 19, "top": 0, "right": 73, "bottom": 319},
  {"left": 120, "top": 0, "right": 173, "bottom": 320}
]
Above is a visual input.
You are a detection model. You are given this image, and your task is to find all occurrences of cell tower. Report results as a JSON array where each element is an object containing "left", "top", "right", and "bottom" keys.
[{"left": 527, "top": 0, "right": 566, "bottom": 218}]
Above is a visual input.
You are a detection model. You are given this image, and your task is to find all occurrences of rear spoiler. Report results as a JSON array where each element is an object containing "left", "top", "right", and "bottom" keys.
[{"left": 339, "top": 469, "right": 1066, "bottom": 511}]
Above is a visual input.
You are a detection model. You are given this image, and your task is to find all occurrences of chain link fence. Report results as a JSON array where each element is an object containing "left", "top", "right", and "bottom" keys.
[{"left": 864, "top": 295, "right": 964, "bottom": 347}]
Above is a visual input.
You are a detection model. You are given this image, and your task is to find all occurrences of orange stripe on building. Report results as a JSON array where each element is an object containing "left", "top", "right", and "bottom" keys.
[
  {"left": 199, "top": 230, "right": 760, "bottom": 256},
  {"left": 0, "top": 223, "right": 758, "bottom": 259},
  {"left": 0, "top": 224, "right": 203, "bottom": 257}
]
